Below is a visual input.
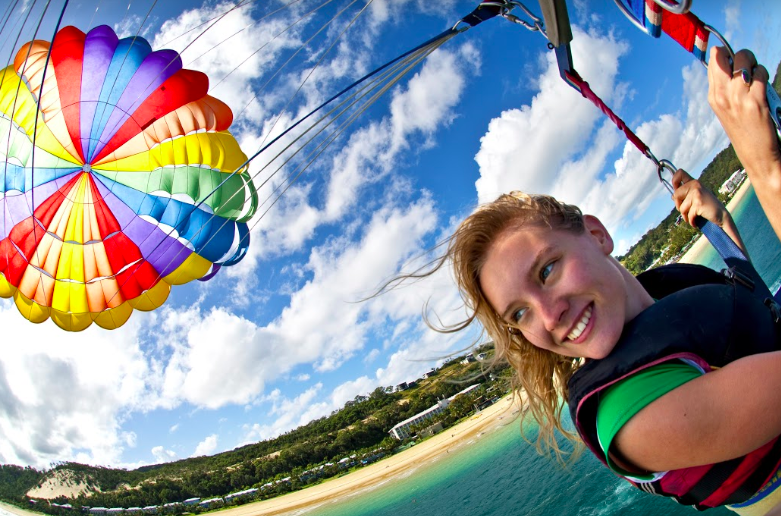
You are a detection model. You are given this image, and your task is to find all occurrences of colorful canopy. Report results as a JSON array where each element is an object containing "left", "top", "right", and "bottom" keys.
[{"left": 0, "top": 25, "right": 257, "bottom": 331}]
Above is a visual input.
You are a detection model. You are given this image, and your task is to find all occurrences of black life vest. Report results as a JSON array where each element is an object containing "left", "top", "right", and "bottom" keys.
[{"left": 567, "top": 263, "right": 781, "bottom": 510}]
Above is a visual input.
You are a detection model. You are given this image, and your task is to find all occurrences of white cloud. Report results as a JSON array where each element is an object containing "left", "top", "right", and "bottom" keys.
[
  {"left": 474, "top": 28, "right": 629, "bottom": 204},
  {"left": 192, "top": 434, "right": 219, "bottom": 457},
  {"left": 152, "top": 446, "right": 177, "bottom": 463},
  {"left": 473, "top": 27, "right": 729, "bottom": 236},
  {"left": 228, "top": 42, "right": 480, "bottom": 287},
  {"left": 169, "top": 424, "right": 180, "bottom": 434},
  {"left": 0, "top": 300, "right": 157, "bottom": 468}
]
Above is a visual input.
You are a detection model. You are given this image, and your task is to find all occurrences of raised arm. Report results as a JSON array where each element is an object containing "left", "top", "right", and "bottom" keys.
[
  {"left": 708, "top": 47, "right": 781, "bottom": 243},
  {"left": 671, "top": 168, "right": 749, "bottom": 258}
]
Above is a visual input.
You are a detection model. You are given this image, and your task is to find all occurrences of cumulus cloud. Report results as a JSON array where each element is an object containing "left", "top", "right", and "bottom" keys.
[
  {"left": 223, "top": 41, "right": 480, "bottom": 309},
  {"left": 192, "top": 434, "right": 219, "bottom": 457},
  {"left": 160, "top": 195, "right": 442, "bottom": 409},
  {"left": 473, "top": 27, "right": 729, "bottom": 236},
  {"left": 152, "top": 446, "right": 177, "bottom": 463},
  {"left": 0, "top": 300, "right": 156, "bottom": 468}
]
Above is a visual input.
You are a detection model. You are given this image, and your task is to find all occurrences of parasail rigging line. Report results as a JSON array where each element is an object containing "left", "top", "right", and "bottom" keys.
[
  {"left": 25, "top": 0, "right": 70, "bottom": 314},
  {"left": 0, "top": 0, "right": 23, "bottom": 55},
  {"left": 184, "top": 0, "right": 309, "bottom": 69},
  {"left": 249, "top": 31, "right": 444, "bottom": 215},
  {"left": 134, "top": 29, "right": 455, "bottom": 294},
  {"left": 209, "top": 0, "right": 332, "bottom": 93},
  {"left": 248, "top": 32, "right": 455, "bottom": 231},
  {"left": 234, "top": 0, "right": 359, "bottom": 122},
  {"left": 86, "top": 0, "right": 105, "bottom": 32},
  {"left": 158, "top": 0, "right": 255, "bottom": 49},
  {"left": 247, "top": 0, "right": 374, "bottom": 167}
]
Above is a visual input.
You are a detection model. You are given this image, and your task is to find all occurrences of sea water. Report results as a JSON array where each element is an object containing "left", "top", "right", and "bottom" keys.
[{"left": 306, "top": 188, "right": 781, "bottom": 516}]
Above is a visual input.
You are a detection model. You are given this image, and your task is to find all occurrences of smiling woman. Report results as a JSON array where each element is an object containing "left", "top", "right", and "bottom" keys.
[{"left": 390, "top": 46, "right": 781, "bottom": 514}]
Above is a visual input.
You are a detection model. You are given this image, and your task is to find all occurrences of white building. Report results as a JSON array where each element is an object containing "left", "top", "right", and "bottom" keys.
[
  {"left": 719, "top": 169, "right": 747, "bottom": 196},
  {"left": 389, "top": 398, "right": 450, "bottom": 440},
  {"left": 388, "top": 384, "right": 483, "bottom": 440}
]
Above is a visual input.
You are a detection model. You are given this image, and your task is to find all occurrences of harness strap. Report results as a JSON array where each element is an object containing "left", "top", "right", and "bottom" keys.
[
  {"left": 563, "top": 70, "right": 649, "bottom": 155},
  {"left": 459, "top": 1, "right": 503, "bottom": 27}
]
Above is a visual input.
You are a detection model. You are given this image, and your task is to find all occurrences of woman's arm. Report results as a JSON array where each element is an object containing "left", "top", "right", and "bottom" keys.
[
  {"left": 708, "top": 47, "right": 781, "bottom": 243},
  {"left": 612, "top": 350, "right": 781, "bottom": 472}
]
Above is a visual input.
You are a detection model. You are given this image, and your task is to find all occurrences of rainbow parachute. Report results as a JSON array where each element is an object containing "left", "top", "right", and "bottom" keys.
[{"left": 0, "top": 25, "right": 257, "bottom": 331}]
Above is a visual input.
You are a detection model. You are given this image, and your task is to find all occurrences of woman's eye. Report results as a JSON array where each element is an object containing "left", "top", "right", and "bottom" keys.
[
  {"left": 540, "top": 261, "right": 555, "bottom": 282},
  {"left": 512, "top": 307, "right": 527, "bottom": 324}
]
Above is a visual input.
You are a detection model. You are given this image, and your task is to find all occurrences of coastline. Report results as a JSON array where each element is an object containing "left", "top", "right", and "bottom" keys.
[
  {"left": 677, "top": 177, "right": 752, "bottom": 264},
  {"left": 0, "top": 397, "right": 521, "bottom": 516}
]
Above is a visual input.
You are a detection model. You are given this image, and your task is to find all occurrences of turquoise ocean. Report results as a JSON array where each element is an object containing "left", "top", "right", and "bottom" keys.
[{"left": 302, "top": 185, "right": 781, "bottom": 516}]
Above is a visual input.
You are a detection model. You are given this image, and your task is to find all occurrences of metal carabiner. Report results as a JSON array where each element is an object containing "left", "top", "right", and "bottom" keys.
[
  {"left": 612, "top": 0, "right": 649, "bottom": 35},
  {"left": 657, "top": 159, "right": 678, "bottom": 195},
  {"left": 501, "top": 1, "right": 547, "bottom": 38},
  {"left": 701, "top": 24, "right": 736, "bottom": 66},
  {"left": 653, "top": 0, "right": 692, "bottom": 15}
]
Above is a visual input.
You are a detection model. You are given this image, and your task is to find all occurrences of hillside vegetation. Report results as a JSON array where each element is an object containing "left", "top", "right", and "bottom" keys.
[{"left": 0, "top": 346, "right": 511, "bottom": 514}]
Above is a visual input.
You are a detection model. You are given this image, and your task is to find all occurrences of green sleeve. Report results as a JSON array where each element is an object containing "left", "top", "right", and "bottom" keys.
[{"left": 596, "top": 361, "right": 703, "bottom": 479}]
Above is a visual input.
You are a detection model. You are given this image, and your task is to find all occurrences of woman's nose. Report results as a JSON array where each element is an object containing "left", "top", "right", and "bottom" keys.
[{"left": 539, "top": 296, "right": 567, "bottom": 334}]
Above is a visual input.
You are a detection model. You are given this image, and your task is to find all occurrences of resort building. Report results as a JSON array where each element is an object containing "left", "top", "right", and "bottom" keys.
[
  {"left": 389, "top": 398, "right": 450, "bottom": 440},
  {"left": 719, "top": 169, "right": 747, "bottom": 196},
  {"left": 388, "top": 384, "right": 483, "bottom": 440},
  {"left": 224, "top": 488, "right": 258, "bottom": 503},
  {"left": 198, "top": 499, "right": 223, "bottom": 509}
]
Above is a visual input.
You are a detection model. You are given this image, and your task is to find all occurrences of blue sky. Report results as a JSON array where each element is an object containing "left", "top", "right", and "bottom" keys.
[{"left": 1, "top": 0, "right": 780, "bottom": 469}]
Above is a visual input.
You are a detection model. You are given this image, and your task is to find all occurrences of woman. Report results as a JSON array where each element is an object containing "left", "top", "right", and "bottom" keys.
[{"left": 430, "top": 48, "right": 781, "bottom": 514}]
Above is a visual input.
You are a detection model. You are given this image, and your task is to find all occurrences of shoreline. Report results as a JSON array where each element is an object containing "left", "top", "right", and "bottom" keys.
[
  {"left": 0, "top": 397, "right": 521, "bottom": 516},
  {"left": 677, "top": 177, "right": 752, "bottom": 264}
]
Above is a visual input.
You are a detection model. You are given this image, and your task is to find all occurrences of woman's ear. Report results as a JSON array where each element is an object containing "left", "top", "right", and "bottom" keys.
[{"left": 583, "top": 215, "right": 615, "bottom": 255}]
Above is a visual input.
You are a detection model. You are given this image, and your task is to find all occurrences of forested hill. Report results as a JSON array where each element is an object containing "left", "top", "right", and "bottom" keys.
[
  {"left": 618, "top": 59, "right": 781, "bottom": 274},
  {"left": 0, "top": 346, "right": 511, "bottom": 513}
]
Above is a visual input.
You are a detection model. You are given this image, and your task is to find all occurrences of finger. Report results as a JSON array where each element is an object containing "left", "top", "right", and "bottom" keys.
[
  {"left": 733, "top": 49, "right": 758, "bottom": 76},
  {"left": 671, "top": 169, "right": 686, "bottom": 189},
  {"left": 709, "top": 46, "right": 734, "bottom": 79},
  {"left": 679, "top": 196, "right": 693, "bottom": 223},
  {"left": 752, "top": 64, "right": 770, "bottom": 85}
]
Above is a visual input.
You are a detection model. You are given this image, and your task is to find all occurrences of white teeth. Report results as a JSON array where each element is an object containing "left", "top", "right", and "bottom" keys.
[{"left": 567, "top": 306, "right": 592, "bottom": 341}]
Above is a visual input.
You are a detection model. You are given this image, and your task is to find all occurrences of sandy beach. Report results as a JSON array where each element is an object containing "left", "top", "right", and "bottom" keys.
[
  {"left": 678, "top": 177, "right": 752, "bottom": 264},
  {"left": 0, "top": 397, "right": 521, "bottom": 516}
]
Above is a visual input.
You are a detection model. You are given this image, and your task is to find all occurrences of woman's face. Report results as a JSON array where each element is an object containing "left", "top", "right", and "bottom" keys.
[{"left": 479, "top": 216, "right": 652, "bottom": 360}]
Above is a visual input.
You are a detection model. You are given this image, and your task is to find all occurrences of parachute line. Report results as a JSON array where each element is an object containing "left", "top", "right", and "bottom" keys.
[
  {"left": 209, "top": 0, "right": 329, "bottom": 93},
  {"left": 249, "top": 0, "right": 375, "bottom": 165},
  {"left": 129, "top": 30, "right": 456, "bottom": 305},
  {"left": 234, "top": 0, "right": 359, "bottom": 121}
]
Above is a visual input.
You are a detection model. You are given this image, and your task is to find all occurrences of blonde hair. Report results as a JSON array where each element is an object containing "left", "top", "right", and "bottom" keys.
[{"left": 394, "top": 192, "right": 587, "bottom": 460}]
